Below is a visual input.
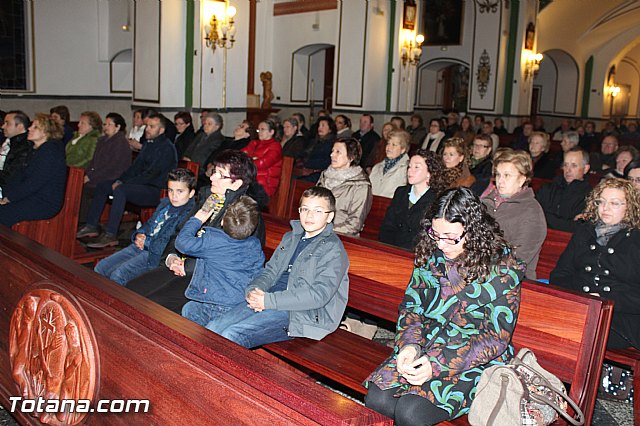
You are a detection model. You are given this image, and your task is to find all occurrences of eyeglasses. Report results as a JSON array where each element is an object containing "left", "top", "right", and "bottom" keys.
[
  {"left": 298, "top": 207, "right": 332, "bottom": 216},
  {"left": 628, "top": 177, "right": 640, "bottom": 184},
  {"left": 427, "top": 227, "right": 466, "bottom": 245},
  {"left": 594, "top": 199, "right": 626, "bottom": 209},
  {"left": 212, "top": 170, "right": 233, "bottom": 180}
]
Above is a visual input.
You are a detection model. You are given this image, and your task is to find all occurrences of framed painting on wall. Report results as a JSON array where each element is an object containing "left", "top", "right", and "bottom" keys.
[
  {"left": 422, "top": 0, "right": 464, "bottom": 46},
  {"left": 403, "top": 1, "right": 417, "bottom": 30}
]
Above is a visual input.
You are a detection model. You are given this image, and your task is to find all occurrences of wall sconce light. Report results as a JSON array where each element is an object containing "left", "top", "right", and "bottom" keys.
[
  {"left": 401, "top": 33, "right": 424, "bottom": 67},
  {"left": 204, "top": 0, "right": 237, "bottom": 52},
  {"left": 523, "top": 50, "right": 543, "bottom": 80},
  {"left": 608, "top": 85, "right": 620, "bottom": 97}
]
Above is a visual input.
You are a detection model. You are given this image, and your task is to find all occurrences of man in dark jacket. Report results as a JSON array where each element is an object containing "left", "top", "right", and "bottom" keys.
[
  {"left": 352, "top": 114, "right": 380, "bottom": 168},
  {"left": 0, "top": 111, "right": 32, "bottom": 191},
  {"left": 536, "top": 147, "right": 592, "bottom": 232},
  {"left": 78, "top": 114, "right": 178, "bottom": 247},
  {"left": 469, "top": 134, "right": 493, "bottom": 196}
]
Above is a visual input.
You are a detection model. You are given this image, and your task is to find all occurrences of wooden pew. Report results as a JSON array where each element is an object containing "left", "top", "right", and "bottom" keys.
[
  {"left": 261, "top": 214, "right": 613, "bottom": 425},
  {"left": 359, "top": 196, "right": 392, "bottom": 241},
  {"left": 266, "top": 156, "right": 294, "bottom": 217},
  {"left": 0, "top": 227, "right": 390, "bottom": 425}
]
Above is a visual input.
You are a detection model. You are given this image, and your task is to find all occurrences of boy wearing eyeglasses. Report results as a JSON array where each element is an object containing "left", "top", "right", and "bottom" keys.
[{"left": 206, "top": 186, "right": 350, "bottom": 348}]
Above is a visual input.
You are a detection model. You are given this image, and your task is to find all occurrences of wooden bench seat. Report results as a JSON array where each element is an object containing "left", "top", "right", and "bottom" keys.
[{"left": 261, "top": 214, "right": 613, "bottom": 425}]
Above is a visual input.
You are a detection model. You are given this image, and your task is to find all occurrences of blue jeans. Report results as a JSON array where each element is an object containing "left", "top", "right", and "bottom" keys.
[
  {"left": 182, "top": 301, "right": 234, "bottom": 327},
  {"left": 94, "top": 244, "right": 151, "bottom": 286},
  {"left": 206, "top": 303, "right": 291, "bottom": 348}
]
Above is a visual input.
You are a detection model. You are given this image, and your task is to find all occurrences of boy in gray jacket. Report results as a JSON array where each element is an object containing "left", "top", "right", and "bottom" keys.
[{"left": 206, "top": 186, "right": 349, "bottom": 348}]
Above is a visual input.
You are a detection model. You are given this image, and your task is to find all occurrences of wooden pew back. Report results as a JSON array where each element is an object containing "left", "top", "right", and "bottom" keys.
[{"left": 262, "top": 215, "right": 612, "bottom": 425}]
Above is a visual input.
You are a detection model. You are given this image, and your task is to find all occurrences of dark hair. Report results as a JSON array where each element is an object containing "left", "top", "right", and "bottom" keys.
[
  {"left": 245, "top": 122, "right": 258, "bottom": 140},
  {"left": 167, "top": 168, "right": 196, "bottom": 190},
  {"left": 413, "top": 149, "right": 447, "bottom": 194},
  {"left": 410, "top": 113, "right": 424, "bottom": 126},
  {"left": 49, "top": 105, "right": 70, "bottom": 123},
  {"left": 474, "top": 134, "right": 493, "bottom": 146},
  {"left": 624, "top": 160, "right": 640, "bottom": 179},
  {"left": 222, "top": 195, "right": 259, "bottom": 240},
  {"left": 429, "top": 118, "right": 441, "bottom": 131},
  {"left": 105, "top": 112, "right": 126, "bottom": 133},
  {"left": 615, "top": 145, "right": 640, "bottom": 163},
  {"left": 335, "top": 114, "right": 351, "bottom": 129},
  {"left": 261, "top": 119, "right": 277, "bottom": 133},
  {"left": 80, "top": 111, "right": 102, "bottom": 131},
  {"left": 316, "top": 116, "right": 338, "bottom": 137},
  {"left": 147, "top": 113, "right": 167, "bottom": 129},
  {"left": 292, "top": 112, "right": 306, "bottom": 126},
  {"left": 212, "top": 149, "right": 257, "bottom": 187},
  {"left": 362, "top": 114, "right": 374, "bottom": 124},
  {"left": 334, "top": 138, "right": 362, "bottom": 166},
  {"left": 7, "top": 110, "right": 30, "bottom": 130},
  {"left": 415, "top": 187, "right": 515, "bottom": 282},
  {"left": 390, "top": 116, "right": 406, "bottom": 129},
  {"left": 300, "top": 186, "right": 336, "bottom": 212},
  {"left": 174, "top": 111, "right": 193, "bottom": 125}
]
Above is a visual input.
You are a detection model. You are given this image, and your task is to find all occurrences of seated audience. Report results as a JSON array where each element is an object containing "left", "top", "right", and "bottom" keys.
[
  {"left": 454, "top": 115, "right": 475, "bottom": 147},
  {"left": 408, "top": 113, "right": 427, "bottom": 150},
  {"left": 0, "top": 111, "right": 31, "bottom": 190},
  {"left": 560, "top": 130, "right": 580, "bottom": 153},
  {"left": 66, "top": 111, "right": 102, "bottom": 168},
  {"left": 182, "top": 113, "right": 225, "bottom": 174},
  {"left": 469, "top": 134, "right": 493, "bottom": 195},
  {"left": 50, "top": 105, "right": 74, "bottom": 145},
  {"left": 128, "top": 108, "right": 151, "bottom": 151},
  {"left": 219, "top": 120, "right": 256, "bottom": 152},
  {"left": 206, "top": 187, "right": 349, "bottom": 348},
  {"left": 590, "top": 134, "right": 618, "bottom": 173},
  {"left": 580, "top": 120, "right": 600, "bottom": 152},
  {"left": 624, "top": 160, "right": 640, "bottom": 190},
  {"left": 317, "top": 138, "right": 372, "bottom": 236},
  {"left": 81, "top": 113, "right": 132, "bottom": 222},
  {"left": 366, "top": 121, "right": 396, "bottom": 173},
  {"left": 602, "top": 120, "right": 620, "bottom": 137},
  {"left": 126, "top": 150, "right": 267, "bottom": 314},
  {"left": 335, "top": 114, "right": 353, "bottom": 139},
  {"left": 533, "top": 116, "right": 546, "bottom": 132},
  {"left": 620, "top": 120, "right": 640, "bottom": 144},
  {"left": 442, "top": 137, "right": 475, "bottom": 188},
  {"left": 481, "top": 149, "right": 546, "bottom": 279},
  {"left": 480, "top": 121, "right": 499, "bottom": 152},
  {"left": 551, "top": 178, "right": 640, "bottom": 350},
  {"left": 536, "top": 147, "right": 592, "bottom": 232},
  {"left": 77, "top": 114, "right": 178, "bottom": 248},
  {"left": 512, "top": 121, "right": 533, "bottom": 151},
  {"left": 421, "top": 118, "right": 446, "bottom": 153},
  {"left": 241, "top": 120, "right": 283, "bottom": 197},
  {"left": 493, "top": 117, "right": 508, "bottom": 135},
  {"left": 391, "top": 116, "right": 406, "bottom": 130},
  {"left": 552, "top": 119, "right": 573, "bottom": 141},
  {"left": 369, "top": 129, "right": 410, "bottom": 198},
  {"left": 474, "top": 114, "right": 485, "bottom": 133},
  {"left": 352, "top": 114, "right": 381, "bottom": 169},
  {"left": 365, "top": 187, "right": 525, "bottom": 425},
  {"left": 0, "top": 113, "right": 67, "bottom": 227},
  {"left": 379, "top": 149, "right": 446, "bottom": 249},
  {"left": 281, "top": 116, "right": 306, "bottom": 159},
  {"left": 302, "top": 116, "right": 337, "bottom": 182},
  {"left": 179, "top": 195, "right": 264, "bottom": 326},
  {"left": 94, "top": 168, "right": 196, "bottom": 285},
  {"left": 173, "top": 112, "right": 196, "bottom": 158},
  {"left": 605, "top": 145, "right": 639, "bottom": 179},
  {"left": 292, "top": 112, "right": 310, "bottom": 140},
  {"left": 528, "top": 131, "right": 557, "bottom": 179},
  {"left": 444, "top": 112, "right": 461, "bottom": 139}
]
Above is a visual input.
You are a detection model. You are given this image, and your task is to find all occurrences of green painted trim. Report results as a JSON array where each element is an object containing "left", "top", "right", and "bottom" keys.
[
  {"left": 385, "top": 1, "right": 396, "bottom": 112},
  {"left": 581, "top": 56, "right": 594, "bottom": 118},
  {"left": 502, "top": 0, "right": 520, "bottom": 115},
  {"left": 184, "top": 0, "right": 195, "bottom": 109}
]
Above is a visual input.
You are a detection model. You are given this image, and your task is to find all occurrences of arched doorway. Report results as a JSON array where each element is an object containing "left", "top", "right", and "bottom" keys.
[
  {"left": 415, "top": 59, "right": 470, "bottom": 112},
  {"left": 290, "top": 44, "right": 335, "bottom": 114},
  {"left": 534, "top": 49, "right": 579, "bottom": 116}
]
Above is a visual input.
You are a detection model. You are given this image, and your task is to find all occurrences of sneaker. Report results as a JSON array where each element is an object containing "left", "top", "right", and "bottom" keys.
[
  {"left": 86, "top": 233, "right": 118, "bottom": 248},
  {"left": 76, "top": 224, "right": 100, "bottom": 239}
]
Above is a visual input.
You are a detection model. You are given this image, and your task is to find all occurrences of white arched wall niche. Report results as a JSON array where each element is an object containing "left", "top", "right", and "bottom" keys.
[
  {"left": 415, "top": 59, "right": 470, "bottom": 110},
  {"left": 534, "top": 49, "right": 579, "bottom": 116},
  {"left": 290, "top": 43, "right": 333, "bottom": 104},
  {"left": 110, "top": 49, "right": 132, "bottom": 93}
]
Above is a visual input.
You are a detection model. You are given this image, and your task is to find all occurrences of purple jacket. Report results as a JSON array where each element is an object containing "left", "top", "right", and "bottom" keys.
[{"left": 85, "top": 132, "right": 131, "bottom": 187}]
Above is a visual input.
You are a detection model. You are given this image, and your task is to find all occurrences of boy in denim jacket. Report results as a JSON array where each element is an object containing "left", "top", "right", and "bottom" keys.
[
  {"left": 94, "top": 168, "right": 196, "bottom": 285},
  {"left": 178, "top": 195, "right": 265, "bottom": 326}
]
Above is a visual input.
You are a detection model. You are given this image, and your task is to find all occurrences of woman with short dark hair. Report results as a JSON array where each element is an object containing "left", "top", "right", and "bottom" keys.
[
  {"left": 365, "top": 187, "right": 525, "bottom": 425},
  {"left": 173, "top": 111, "right": 196, "bottom": 158},
  {"left": 317, "top": 138, "right": 372, "bottom": 236}
]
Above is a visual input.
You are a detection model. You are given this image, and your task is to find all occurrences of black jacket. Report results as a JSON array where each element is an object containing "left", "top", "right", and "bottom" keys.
[
  {"left": 550, "top": 224, "right": 640, "bottom": 349},
  {"left": 532, "top": 152, "right": 559, "bottom": 179},
  {"left": 174, "top": 124, "right": 196, "bottom": 159},
  {"left": 0, "top": 132, "right": 32, "bottom": 187},
  {"left": 536, "top": 176, "right": 591, "bottom": 232},
  {"left": 470, "top": 156, "right": 492, "bottom": 196},
  {"left": 379, "top": 185, "right": 437, "bottom": 250}
]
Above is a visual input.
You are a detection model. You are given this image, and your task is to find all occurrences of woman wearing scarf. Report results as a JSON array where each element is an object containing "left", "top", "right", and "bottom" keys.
[
  {"left": 481, "top": 148, "right": 546, "bottom": 280},
  {"left": 317, "top": 138, "right": 372, "bottom": 237},
  {"left": 369, "top": 129, "right": 410, "bottom": 198}
]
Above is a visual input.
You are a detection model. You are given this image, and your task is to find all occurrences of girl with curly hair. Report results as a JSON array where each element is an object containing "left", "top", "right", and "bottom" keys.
[
  {"left": 365, "top": 187, "right": 526, "bottom": 425},
  {"left": 378, "top": 149, "right": 446, "bottom": 250},
  {"left": 441, "top": 137, "right": 475, "bottom": 189},
  {"left": 551, "top": 178, "right": 640, "bottom": 350}
]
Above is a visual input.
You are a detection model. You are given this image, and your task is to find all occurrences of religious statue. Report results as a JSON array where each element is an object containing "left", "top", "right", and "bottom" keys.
[{"left": 260, "top": 71, "right": 274, "bottom": 110}]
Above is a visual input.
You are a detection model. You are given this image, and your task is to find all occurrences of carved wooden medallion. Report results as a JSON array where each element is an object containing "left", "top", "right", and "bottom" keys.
[{"left": 9, "top": 288, "right": 98, "bottom": 425}]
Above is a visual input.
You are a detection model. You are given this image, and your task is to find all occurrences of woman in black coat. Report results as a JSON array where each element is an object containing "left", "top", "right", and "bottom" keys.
[
  {"left": 379, "top": 149, "right": 446, "bottom": 250},
  {"left": 550, "top": 177, "right": 640, "bottom": 350},
  {"left": 0, "top": 113, "right": 66, "bottom": 227}
]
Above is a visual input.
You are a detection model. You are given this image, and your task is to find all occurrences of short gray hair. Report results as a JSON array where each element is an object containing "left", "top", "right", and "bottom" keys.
[
  {"left": 208, "top": 113, "right": 224, "bottom": 129},
  {"left": 563, "top": 131, "right": 579, "bottom": 145},
  {"left": 565, "top": 147, "right": 589, "bottom": 166}
]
